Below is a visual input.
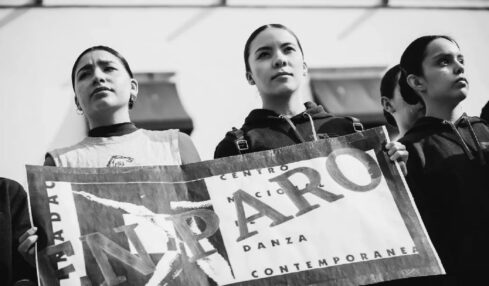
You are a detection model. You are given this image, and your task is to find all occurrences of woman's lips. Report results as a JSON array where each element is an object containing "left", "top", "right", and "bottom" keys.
[{"left": 271, "top": 72, "right": 293, "bottom": 80}]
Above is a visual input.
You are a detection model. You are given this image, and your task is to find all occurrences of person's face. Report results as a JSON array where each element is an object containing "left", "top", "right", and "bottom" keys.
[
  {"left": 419, "top": 38, "right": 468, "bottom": 106},
  {"left": 246, "top": 27, "right": 307, "bottom": 99},
  {"left": 391, "top": 80, "right": 425, "bottom": 130},
  {"left": 73, "top": 50, "right": 137, "bottom": 118}
]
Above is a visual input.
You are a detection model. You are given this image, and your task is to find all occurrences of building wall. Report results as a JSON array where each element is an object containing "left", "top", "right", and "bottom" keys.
[{"left": 1, "top": 6, "right": 488, "bottom": 185}]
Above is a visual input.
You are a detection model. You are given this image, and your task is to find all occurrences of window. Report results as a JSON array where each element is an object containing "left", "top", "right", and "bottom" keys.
[
  {"left": 130, "top": 73, "right": 194, "bottom": 134},
  {"left": 309, "top": 67, "right": 397, "bottom": 134}
]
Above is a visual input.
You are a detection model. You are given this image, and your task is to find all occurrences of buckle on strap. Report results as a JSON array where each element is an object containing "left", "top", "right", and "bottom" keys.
[
  {"left": 353, "top": 122, "right": 364, "bottom": 132},
  {"left": 235, "top": 139, "right": 249, "bottom": 151}
]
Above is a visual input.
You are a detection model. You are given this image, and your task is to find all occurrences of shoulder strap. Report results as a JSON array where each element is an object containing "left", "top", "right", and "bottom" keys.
[
  {"left": 226, "top": 127, "right": 249, "bottom": 154},
  {"left": 344, "top": 116, "right": 364, "bottom": 133}
]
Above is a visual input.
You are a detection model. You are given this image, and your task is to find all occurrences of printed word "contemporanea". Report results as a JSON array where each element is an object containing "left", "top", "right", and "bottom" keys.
[{"left": 250, "top": 246, "right": 418, "bottom": 278}]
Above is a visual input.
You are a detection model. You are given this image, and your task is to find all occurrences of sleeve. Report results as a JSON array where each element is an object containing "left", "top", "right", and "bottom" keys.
[
  {"left": 316, "top": 117, "right": 359, "bottom": 138},
  {"left": 402, "top": 142, "right": 425, "bottom": 191},
  {"left": 400, "top": 141, "right": 432, "bottom": 219},
  {"left": 6, "top": 180, "right": 37, "bottom": 283},
  {"left": 213, "top": 136, "right": 239, "bottom": 159}
]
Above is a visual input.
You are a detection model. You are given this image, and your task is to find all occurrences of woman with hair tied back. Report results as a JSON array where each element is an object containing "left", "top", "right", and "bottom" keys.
[
  {"left": 380, "top": 64, "right": 425, "bottom": 138},
  {"left": 214, "top": 24, "right": 408, "bottom": 174},
  {"left": 18, "top": 45, "right": 201, "bottom": 267},
  {"left": 395, "top": 35, "right": 489, "bottom": 285},
  {"left": 45, "top": 45, "right": 200, "bottom": 167}
]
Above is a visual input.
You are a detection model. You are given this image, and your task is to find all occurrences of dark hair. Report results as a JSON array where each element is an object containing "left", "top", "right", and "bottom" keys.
[
  {"left": 244, "top": 24, "right": 304, "bottom": 73},
  {"left": 380, "top": 65, "right": 401, "bottom": 127},
  {"left": 71, "top": 45, "right": 134, "bottom": 90},
  {"left": 399, "top": 35, "right": 459, "bottom": 104}
]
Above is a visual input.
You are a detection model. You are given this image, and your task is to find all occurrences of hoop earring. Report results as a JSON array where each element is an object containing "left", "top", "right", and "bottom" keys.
[{"left": 129, "top": 95, "right": 136, "bottom": 109}]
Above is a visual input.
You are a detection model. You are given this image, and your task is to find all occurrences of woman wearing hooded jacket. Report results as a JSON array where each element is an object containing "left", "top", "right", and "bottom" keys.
[
  {"left": 397, "top": 35, "right": 489, "bottom": 284},
  {"left": 214, "top": 24, "right": 408, "bottom": 170}
]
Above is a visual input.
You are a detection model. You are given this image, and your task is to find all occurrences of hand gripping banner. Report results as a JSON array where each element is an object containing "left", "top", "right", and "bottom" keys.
[{"left": 26, "top": 127, "right": 444, "bottom": 286}]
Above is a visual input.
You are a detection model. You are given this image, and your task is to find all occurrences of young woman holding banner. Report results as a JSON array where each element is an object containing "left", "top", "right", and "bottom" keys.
[
  {"left": 18, "top": 45, "right": 202, "bottom": 268},
  {"left": 44, "top": 45, "right": 200, "bottom": 167},
  {"left": 397, "top": 35, "right": 489, "bottom": 285},
  {"left": 214, "top": 24, "right": 408, "bottom": 171}
]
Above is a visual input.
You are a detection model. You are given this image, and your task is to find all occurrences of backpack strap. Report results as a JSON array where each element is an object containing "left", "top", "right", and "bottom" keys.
[
  {"left": 345, "top": 116, "right": 364, "bottom": 133},
  {"left": 226, "top": 127, "right": 249, "bottom": 154}
]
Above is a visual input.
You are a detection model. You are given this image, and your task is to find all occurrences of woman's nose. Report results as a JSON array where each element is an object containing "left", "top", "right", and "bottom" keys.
[
  {"left": 454, "top": 60, "right": 464, "bottom": 75},
  {"left": 273, "top": 53, "right": 287, "bottom": 68},
  {"left": 92, "top": 67, "right": 106, "bottom": 83}
]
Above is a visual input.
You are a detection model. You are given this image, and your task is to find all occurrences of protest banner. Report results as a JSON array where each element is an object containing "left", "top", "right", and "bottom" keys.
[{"left": 27, "top": 127, "right": 444, "bottom": 285}]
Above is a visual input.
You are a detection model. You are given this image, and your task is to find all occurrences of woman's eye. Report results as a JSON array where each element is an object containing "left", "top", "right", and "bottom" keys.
[
  {"left": 104, "top": 66, "right": 116, "bottom": 72},
  {"left": 458, "top": 58, "right": 465, "bottom": 65},
  {"left": 77, "top": 72, "right": 89, "bottom": 80},
  {"left": 438, "top": 58, "right": 449, "bottom": 66},
  {"left": 257, "top": 52, "right": 270, "bottom": 59},
  {"left": 284, "top": 46, "right": 296, "bottom": 53}
]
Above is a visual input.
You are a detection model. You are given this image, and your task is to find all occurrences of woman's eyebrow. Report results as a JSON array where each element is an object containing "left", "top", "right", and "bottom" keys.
[
  {"left": 76, "top": 63, "right": 93, "bottom": 76},
  {"left": 254, "top": 46, "right": 272, "bottom": 55},
  {"left": 76, "top": 60, "right": 116, "bottom": 76},
  {"left": 96, "top": 59, "right": 117, "bottom": 67},
  {"left": 430, "top": 52, "right": 452, "bottom": 60},
  {"left": 280, "top": 42, "right": 295, "bottom": 48},
  {"left": 254, "top": 42, "right": 295, "bottom": 55},
  {"left": 431, "top": 50, "right": 464, "bottom": 60}
]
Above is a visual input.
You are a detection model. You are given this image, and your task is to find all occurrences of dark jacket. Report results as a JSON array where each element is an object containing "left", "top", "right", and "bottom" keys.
[
  {"left": 398, "top": 114, "right": 489, "bottom": 284},
  {"left": 481, "top": 101, "right": 489, "bottom": 123},
  {"left": 0, "top": 178, "right": 37, "bottom": 285},
  {"left": 214, "top": 102, "right": 360, "bottom": 158}
]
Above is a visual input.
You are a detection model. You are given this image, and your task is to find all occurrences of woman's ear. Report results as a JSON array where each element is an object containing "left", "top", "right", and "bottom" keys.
[
  {"left": 74, "top": 96, "right": 82, "bottom": 110},
  {"left": 381, "top": 96, "right": 395, "bottom": 114},
  {"left": 406, "top": 74, "right": 426, "bottom": 94},
  {"left": 130, "top": 78, "right": 138, "bottom": 100},
  {"left": 246, "top": 72, "right": 255, "bottom": 85},
  {"left": 302, "top": 62, "right": 308, "bottom": 77}
]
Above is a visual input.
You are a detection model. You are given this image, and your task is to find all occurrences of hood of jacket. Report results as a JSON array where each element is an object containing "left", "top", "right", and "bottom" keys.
[
  {"left": 243, "top": 101, "right": 333, "bottom": 127},
  {"left": 402, "top": 114, "right": 487, "bottom": 165}
]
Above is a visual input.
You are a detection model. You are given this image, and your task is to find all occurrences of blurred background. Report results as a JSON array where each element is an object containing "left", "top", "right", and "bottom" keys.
[{"left": 1, "top": 0, "right": 488, "bottom": 187}]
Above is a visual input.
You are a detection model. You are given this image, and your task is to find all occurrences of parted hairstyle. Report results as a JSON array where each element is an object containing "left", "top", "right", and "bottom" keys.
[
  {"left": 243, "top": 24, "right": 304, "bottom": 74},
  {"left": 71, "top": 45, "right": 134, "bottom": 91}
]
